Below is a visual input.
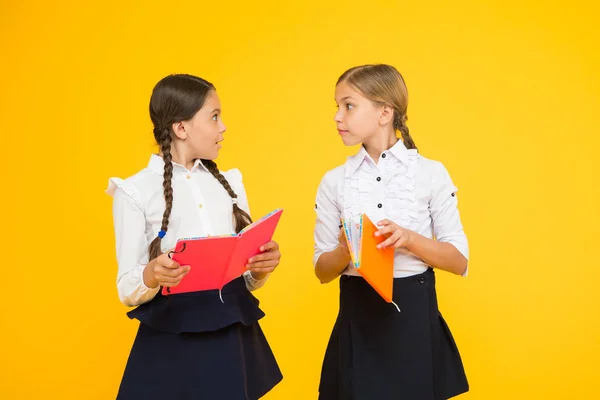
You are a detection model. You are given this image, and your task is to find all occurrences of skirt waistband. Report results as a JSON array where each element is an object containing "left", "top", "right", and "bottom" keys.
[{"left": 127, "top": 277, "right": 265, "bottom": 334}]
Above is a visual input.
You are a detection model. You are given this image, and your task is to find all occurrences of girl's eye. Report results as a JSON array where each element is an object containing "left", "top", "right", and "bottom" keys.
[
  {"left": 212, "top": 115, "right": 218, "bottom": 121},
  {"left": 346, "top": 104, "right": 354, "bottom": 110}
]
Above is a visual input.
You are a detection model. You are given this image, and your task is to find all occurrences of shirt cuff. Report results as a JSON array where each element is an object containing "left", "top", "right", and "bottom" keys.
[
  {"left": 118, "top": 264, "right": 160, "bottom": 306},
  {"left": 243, "top": 270, "right": 270, "bottom": 291}
]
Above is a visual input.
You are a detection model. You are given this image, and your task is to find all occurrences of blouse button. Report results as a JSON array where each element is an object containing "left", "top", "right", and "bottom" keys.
[
  {"left": 186, "top": 175, "right": 191, "bottom": 179},
  {"left": 377, "top": 203, "right": 382, "bottom": 208},
  {"left": 376, "top": 177, "right": 381, "bottom": 182},
  {"left": 198, "top": 204, "right": 203, "bottom": 208},
  {"left": 382, "top": 153, "right": 386, "bottom": 158}
]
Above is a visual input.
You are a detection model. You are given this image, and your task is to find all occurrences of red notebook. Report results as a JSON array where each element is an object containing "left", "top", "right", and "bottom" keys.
[{"left": 162, "top": 209, "right": 283, "bottom": 296}]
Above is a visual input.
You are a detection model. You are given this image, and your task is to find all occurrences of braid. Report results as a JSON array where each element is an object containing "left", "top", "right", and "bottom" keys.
[
  {"left": 203, "top": 159, "right": 252, "bottom": 232},
  {"left": 394, "top": 112, "right": 417, "bottom": 150},
  {"left": 148, "top": 128, "right": 174, "bottom": 260}
]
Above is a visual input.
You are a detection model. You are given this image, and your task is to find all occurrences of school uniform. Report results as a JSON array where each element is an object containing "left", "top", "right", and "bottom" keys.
[
  {"left": 107, "top": 154, "right": 282, "bottom": 399},
  {"left": 314, "top": 140, "right": 469, "bottom": 400}
]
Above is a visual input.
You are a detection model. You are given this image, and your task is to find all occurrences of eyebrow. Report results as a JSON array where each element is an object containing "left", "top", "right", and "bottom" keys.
[
  {"left": 335, "top": 96, "right": 354, "bottom": 102},
  {"left": 210, "top": 108, "right": 221, "bottom": 113}
]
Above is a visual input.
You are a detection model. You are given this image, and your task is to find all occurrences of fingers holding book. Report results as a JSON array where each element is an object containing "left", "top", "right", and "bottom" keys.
[{"left": 246, "top": 240, "right": 281, "bottom": 279}]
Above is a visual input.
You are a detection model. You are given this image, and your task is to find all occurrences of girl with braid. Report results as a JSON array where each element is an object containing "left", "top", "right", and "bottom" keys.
[
  {"left": 313, "top": 64, "right": 470, "bottom": 399},
  {"left": 106, "top": 74, "right": 282, "bottom": 399}
]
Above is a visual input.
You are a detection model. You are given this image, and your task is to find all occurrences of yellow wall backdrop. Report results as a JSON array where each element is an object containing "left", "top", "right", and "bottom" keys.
[{"left": 1, "top": 0, "right": 599, "bottom": 398}]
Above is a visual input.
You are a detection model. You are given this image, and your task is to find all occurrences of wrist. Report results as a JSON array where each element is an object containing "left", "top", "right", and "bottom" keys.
[
  {"left": 250, "top": 270, "right": 268, "bottom": 281},
  {"left": 143, "top": 262, "right": 159, "bottom": 288},
  {"left": 404, "top": 229, "right": 417, "bottom": 251},
  {"left": 336, "top": 245, "right": 351, "bottom": 264}
]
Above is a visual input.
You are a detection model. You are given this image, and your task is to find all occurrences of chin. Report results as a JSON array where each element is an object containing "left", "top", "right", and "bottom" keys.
[
  {"left": 341, "top": 136, "right": 361, "bottom": 147},
  {"left": 196, "top": 152, "right": 218, "bottom": 161}
]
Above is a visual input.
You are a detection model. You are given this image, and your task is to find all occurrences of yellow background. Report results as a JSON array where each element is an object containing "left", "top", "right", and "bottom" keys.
[{"left": 2, "top": 0, "right": 599, "bottom": 398}]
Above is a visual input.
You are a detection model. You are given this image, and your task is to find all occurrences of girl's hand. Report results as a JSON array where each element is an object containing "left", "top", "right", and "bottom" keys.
[
  {"left": 374, "top": 219, "right": 414, "bottom": 249},
  {"left": 247, "top": 241, "right": 281, "bottom": 280},
  {"left": 143, "top": 251, "right": 191, "bottom": 288}
]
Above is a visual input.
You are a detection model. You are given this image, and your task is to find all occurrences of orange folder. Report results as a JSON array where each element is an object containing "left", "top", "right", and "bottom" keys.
[
  {"left": 162, "top": 209, "right": 283, "bottom": 296},
  {"left": 342, "top": 213, "right": 395, "bottom": 303}
]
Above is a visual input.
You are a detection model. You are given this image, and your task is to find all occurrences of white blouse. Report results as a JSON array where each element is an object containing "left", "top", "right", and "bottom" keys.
[
  {"left": 314, "top": 140, "right": 469, "bottom": 278},
  {"left": 107, "top": 154, "right": 268, "bottom": 307}
]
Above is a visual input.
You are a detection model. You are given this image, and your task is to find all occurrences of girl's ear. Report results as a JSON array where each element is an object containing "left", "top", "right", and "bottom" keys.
[
  {"left": 379, "top": 104, "right": 394, "bottom": 126},
  {"left": 172, "top": 121, "right": 187, "bottom": 140}
]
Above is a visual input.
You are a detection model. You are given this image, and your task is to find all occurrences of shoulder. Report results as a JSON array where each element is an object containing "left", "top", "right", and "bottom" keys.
[
  {"left": 320, "top": 164, "right": 346, "bottom": 188},
  {"left": 221, "top": 167, "right": 246, "bottom": 194},
  {"left": 416, "top": 154, "right": 450, "bottom": 180},
  {"left": 105, "top": 168, "right": 156, "bottom": 206},
  {"left": 221, "top": 167, "right": 243, "bottom": 184}
]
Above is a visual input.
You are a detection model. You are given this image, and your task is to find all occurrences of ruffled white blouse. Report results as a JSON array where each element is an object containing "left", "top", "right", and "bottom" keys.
[{"left": 313, "top": 140, "right": 469, "bottom": 278}]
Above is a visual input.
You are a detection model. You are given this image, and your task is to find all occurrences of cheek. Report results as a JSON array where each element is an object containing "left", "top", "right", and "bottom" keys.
[
  {"left": 191, "top": 124, "right": 212, "bottom": 143},
  {"left": 349, "top": 112, "right": 372, "bottom": 134},
  {"left": 187, "top": 132, "right": 211, "bottom": 154}
]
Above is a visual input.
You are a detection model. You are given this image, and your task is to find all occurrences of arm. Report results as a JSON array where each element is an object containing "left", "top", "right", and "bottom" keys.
[
  {"left": 376, "top": 227, "right": 467, "bottom": 275},
  {"left": 315, "top": 235, "right": 352, "bottom": 284},
  {"left": 111, "top": 183, "right": 190, "bottom": 306},
  {"left": 111, "top": 186, "right": 161, "bottom": 306},
  {"left": 313, "top": 173, "right": 350, "bottom": 283},
  {"left": 375, "top": 162, "right": 469, "bottom": 276}
]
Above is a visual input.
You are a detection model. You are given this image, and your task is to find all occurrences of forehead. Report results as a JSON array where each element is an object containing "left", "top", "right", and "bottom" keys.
[
  {"left": 200, "top": 90, "right": 221, "bottom": 111},
  {"left": 335, "top": 81, "right": 364, "bottom": 101}
]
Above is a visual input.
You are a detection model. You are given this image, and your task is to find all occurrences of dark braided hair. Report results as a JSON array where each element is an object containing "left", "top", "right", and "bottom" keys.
[
  {"left": 337, "top": 64, "right": 417, "bottom": 150},
  {"left": 203, "top": 160, "right": 252, "bottom": 232},
  {"left": 147, "top": 74, "right": 252, "bottom": 260}
]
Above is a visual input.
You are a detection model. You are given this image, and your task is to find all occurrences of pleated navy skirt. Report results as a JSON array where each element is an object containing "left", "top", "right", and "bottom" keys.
[
  {"left": 116, "top": 277, "right": 282, "bottom": 400},
  {"left": 319, "top": 268, "right": 469, "bottom": 400}
]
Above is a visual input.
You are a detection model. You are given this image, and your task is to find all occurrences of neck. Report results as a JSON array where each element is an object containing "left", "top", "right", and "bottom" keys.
[
  {"left": 363, "top": 130, "right": 399, "bottom": 163},
  {"left": 161, "top": 142, "right": 195, "bottom": 170}
]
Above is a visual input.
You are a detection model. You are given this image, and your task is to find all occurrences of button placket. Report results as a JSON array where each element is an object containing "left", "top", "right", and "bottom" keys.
[
  {"left": 371, "top": 163, "right": 386, "bottom": 215},
  {"left": 185, "top": 174, "right": 214, "bottom": 236}
]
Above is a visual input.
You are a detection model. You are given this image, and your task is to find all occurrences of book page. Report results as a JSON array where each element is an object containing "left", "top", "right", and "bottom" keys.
[
  {"left": 239, "top": 208, "right": 282, "bottom": 234},
  {"left": 350, "top": 214, "right": 361, "bottom": 267},
  {"left": 357, "top": 214, "right": 364, "bottom": 267},
  {"left": 342, "top": 214, "right": 362, "bottom": 267},
  {"left": 341, "top": 217, "right": 356, "bottom": 267}
]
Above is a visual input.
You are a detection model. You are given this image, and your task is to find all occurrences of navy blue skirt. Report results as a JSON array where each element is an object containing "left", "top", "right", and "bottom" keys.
[
  {"left": 116, "top": 277, "right": 282, "bottom": 400},
  {"left": 319, "top": 269, "right": 469, "bottom": 400}
]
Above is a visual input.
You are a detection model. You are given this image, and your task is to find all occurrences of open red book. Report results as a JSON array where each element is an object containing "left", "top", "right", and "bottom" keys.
[{"left": 162, "top": 209, "right": 283, "bottom": 296}]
